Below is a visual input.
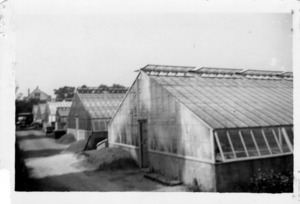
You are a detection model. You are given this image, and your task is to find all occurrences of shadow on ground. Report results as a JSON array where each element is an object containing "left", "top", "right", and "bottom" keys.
[
  {"left": 20, "top": 149, "right": 65, "bottom": 159},
  {"left": 16, "top": 134, "right": 54, "bottom": 141},
  {"left": 19, "top": 169, "right": 171, "bottom": 192}
]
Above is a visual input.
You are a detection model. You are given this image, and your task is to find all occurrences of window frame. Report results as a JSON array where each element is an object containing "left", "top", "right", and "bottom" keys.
[{"left": 214, "top": 126, "right": 293, "bottom": 162}]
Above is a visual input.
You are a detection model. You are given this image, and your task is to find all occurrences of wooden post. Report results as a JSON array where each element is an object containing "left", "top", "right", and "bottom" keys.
[
  {"left": 211, "top": 130, "right": 216, "bottom": 163},
  {"left": 75, "top": 114, "right": 79, "bottom": 140},
  {"left": 136, "top": 73, "right": 142, "bottom": 168}
]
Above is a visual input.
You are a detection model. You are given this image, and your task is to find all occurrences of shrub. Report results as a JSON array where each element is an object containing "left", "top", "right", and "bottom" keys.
[
  {"left": 250, "top": 168, "right": 293, "bottom": 193},
  {"left": 187, "top": 178, "right": 202, "bottom": 192}
]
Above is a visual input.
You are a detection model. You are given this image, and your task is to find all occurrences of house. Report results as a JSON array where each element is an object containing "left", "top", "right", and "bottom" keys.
[
  {"left": 67, "top": 86, "right": 128, "bottom": 141},
  {"left": 56, "top": 107, "right": 71, "bottom": 130},
  {"left": 25, "top": 86, "right": 51, "bottom": 102},
  {"left": 44, "top": 101, "right": 72, "bottom": 128},
  {"left": 108, "top": 64, "right": 293, "bottom": 192}
]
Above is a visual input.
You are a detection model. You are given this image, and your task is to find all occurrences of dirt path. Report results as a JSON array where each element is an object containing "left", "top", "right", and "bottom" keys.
[
  {"left": 17, "top": 130, "right": 68, "bottom": 159},
  {"left": 15, "top": 130, "right": 187, "bottom": 192}
]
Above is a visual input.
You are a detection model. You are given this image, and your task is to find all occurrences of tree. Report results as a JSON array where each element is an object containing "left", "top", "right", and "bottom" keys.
[
  {"left": 98, "top": 84, "right": 108, "bottom": 89},
  {"left": 15, "top": 98, "right": 36, "bottom": 115},
  {"left": 112, "top": 84, "right": 126, "bottom": 89},
  {"left": 54, "top": 86, "right": 75, "bottom": 101}
]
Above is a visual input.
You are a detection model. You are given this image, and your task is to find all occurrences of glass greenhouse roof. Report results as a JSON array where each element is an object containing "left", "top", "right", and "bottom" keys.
[
  {"left": 141, "top": 64, "right": 196, "bottom": 74},
  {"left": 77, "top": 86, "right": 128, "bottom": 94},
  {"left": 77, "top": 92, "right": 126, "bottom": 119},
  {"left": 196, "top": 67, "right": 244, "bottom": 74},
  {"left": 46, "top": 101, "right": 72, "bottom": 115},
  {"left": 56, "top": 107, "right": 71, "bottom": 117},
  {"left": 147, "top": 67, "right": 293, "bottom": 130},
  {"left": 241, "top": 69, "right": 283, "bottom": 76}
]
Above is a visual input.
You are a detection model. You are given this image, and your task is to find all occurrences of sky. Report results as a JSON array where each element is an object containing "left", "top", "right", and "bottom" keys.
[{"left": 14, "top": 1, "right": 293, "bottom": 98}]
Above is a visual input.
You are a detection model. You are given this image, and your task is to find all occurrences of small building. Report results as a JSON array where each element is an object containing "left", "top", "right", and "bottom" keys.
[
  {"left": 44, "top": 101, "right": 72, "bottom": 127},
  {"left": 56, "top": 107, "right": 71, "bottom": 130},
  {"left": 108, "top": 64, "right": 293, "bottom": 192},
  {"left": 67, "top": 86, "right": 128, "bottom": 141},
  {"left": 25, "top": 86, "right": 51, "bottom": 102}
]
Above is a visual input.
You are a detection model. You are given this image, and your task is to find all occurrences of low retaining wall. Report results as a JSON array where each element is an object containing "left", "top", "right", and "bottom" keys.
[
  {"left": 215, "top": 155, "right": 293, "bottom": 192},
  {"left": 148, "top": 151, "right": 215, "bottom": 191}
]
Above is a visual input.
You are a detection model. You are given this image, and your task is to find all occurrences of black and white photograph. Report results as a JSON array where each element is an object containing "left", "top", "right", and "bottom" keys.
[{"left": 0, "top": 0, "right": 299, "bottom": 203}]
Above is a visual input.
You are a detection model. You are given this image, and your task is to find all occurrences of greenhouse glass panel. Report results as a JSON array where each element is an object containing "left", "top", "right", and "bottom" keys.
[
  {"left": 228, "top": 130, "right": 247, "bottom": 158},
  {"left": 252, "top": 129, "right": 271, "bottom": 155},
  {"left": 240, "top": 130, "right": 259, "bottom": 157},
  {"left": 263, "top": 128, "right": 281, "bottom": 154},
  {"left": 285, "top": 127, "right": 294, "bottom": 146},
  {"left": 272, "top": 128, "right": 291, "bottom": 153},
  {"left": 92, "top": 120, "right": 101, "bottom": 131},
  {"left": 215, "top": 130, "right": 234, "bottom": 160}
]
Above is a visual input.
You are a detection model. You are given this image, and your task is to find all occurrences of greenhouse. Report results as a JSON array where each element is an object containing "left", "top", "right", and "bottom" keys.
[
  {"left": 36, "top": 103, "right": 47, "bottom": 122},
  {"left": 56, "top": 107, "right": 71, "bottom": 130},
  {"left": 44, "top": 101, "right": 72, "bottom": 127},
  {"left": 108, "top": 64, "right": 293, "bottom": 192},
  {"left": 67, "top": 87, "right": 127, "bottom": 141}
]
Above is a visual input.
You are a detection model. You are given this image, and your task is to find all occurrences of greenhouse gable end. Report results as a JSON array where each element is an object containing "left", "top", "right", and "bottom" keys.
[
  {"left": 67, "top": 87, "right": 128, "bottom": 141},
  {"left": 108, "top": 64, "right": 293, "bottom": 192}
]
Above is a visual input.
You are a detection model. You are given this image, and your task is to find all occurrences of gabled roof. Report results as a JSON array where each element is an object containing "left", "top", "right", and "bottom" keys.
[
  {"left": 28, "top": 86, "right": 50, "bottom": 100},
  {"left": 46, "top": 101, "right": 72, "bottom": 115},
  {"left": 143, "top": 64, "right": 293, "bottom": 130},
  {"left": 77, "top": 91, "right": 126, "bottom": 119}
]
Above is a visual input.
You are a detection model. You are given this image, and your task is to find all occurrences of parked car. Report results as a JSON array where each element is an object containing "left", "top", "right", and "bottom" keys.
[{"left": 16, "top": 113, "right": 34, "bottom": 129}]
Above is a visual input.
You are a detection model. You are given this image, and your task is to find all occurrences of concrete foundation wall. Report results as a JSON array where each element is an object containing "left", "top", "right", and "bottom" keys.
[
  {"left": 149, "top": 151, "right": 215, "bottom": 191},
  {"left": 215, "top": 155, "right": 293, "bottom": 192}
]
